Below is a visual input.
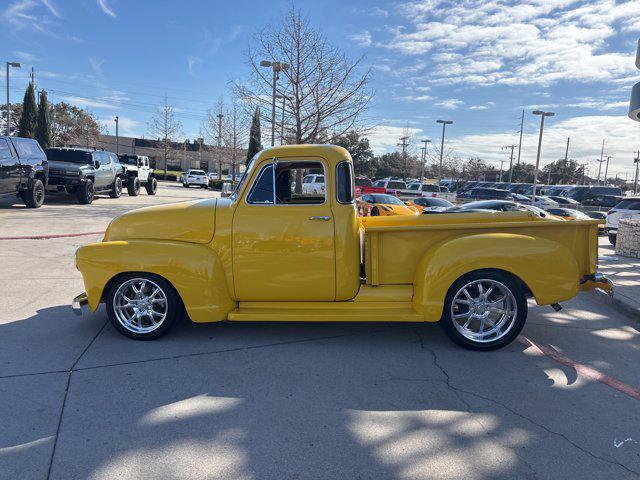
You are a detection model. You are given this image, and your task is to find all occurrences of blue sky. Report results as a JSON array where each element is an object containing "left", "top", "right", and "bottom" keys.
[{"left": 2, "top": 0, "right": 640, "bottom": 178}]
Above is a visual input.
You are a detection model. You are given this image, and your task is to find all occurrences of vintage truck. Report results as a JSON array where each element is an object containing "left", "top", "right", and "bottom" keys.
[{"left": 73, "top": 145, "right": 612, "bottom": 350}]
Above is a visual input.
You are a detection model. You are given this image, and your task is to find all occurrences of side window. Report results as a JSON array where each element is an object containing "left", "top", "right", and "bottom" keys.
[
  {"left": 275, "top": 161, "right": 325, "bottom": 205},
  {"left": 13, "top": 138, "right": 41, "bottom": 157},
  {"left": 0, "top": 139, "right": 13, "bottom": 160},
  {"left": 247, "top": 164, "right": 274, "bottom": 204},
  {"left": 302, "top": 175, "right": 313, "bottom": 183},
  {"left": 336, "top": 161, "right": 354, "bottom": 203}
]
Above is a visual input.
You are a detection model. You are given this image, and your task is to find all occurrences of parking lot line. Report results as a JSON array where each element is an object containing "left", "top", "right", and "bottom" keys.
[
  {"left": 518, "top": 335, "right": 640, "bottom": 401},
  {"left": 0, "top": 231, "right": 105, "bottom": 241}
]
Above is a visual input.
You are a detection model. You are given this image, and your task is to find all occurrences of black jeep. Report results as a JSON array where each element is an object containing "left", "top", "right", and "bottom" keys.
[
  {"left": 0, "top": 136, "right": 48, "bottom": 208},
  {"left": 44, "top": 147, "right": 124, "bottom": 204}
]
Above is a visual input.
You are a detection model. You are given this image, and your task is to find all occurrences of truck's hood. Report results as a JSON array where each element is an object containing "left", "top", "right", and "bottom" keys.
[{"left": 103, "top": 198, "right": 216, "bottom": 244}]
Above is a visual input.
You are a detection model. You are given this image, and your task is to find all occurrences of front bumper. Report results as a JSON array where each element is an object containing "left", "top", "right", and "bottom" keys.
[
  {"left": 72, "top": 292, "right": 89, "bottom": 315},
  {"left": 580, "top": 273, "right": 614, "bottom": 295}
]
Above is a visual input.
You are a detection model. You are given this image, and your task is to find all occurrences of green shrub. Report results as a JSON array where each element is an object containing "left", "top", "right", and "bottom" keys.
[{"left": 209, "top": 179, "right": 225, "bottom": 190}]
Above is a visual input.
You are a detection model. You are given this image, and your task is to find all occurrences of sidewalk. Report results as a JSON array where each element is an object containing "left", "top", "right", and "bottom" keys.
[{"left": 597, "top": 237, "right": 640, "bottom": 319}]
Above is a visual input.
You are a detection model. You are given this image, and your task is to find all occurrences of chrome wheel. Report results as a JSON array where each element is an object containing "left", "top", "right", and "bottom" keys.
[
  {"left": 450, "top": 279, "right": 517, "bottom": 343},
  {"left": 112, "top": 278, "right": 168, "bottom": 334}
]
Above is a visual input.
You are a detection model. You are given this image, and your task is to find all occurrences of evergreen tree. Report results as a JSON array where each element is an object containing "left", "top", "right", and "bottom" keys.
[
  {"left": 246, "top": 106, "right": 262, "bottom": 164},
  {"left": 35, "top": 90, "right": 52, "bottom": 148},
  {"left": 18, "top": 82, "right": 37, "bottom": 138}
]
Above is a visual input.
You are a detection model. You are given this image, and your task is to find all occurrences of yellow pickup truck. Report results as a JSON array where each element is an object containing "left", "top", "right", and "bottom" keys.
[{"left": 73, "top": 145, "right": 611, "bottom": 350}]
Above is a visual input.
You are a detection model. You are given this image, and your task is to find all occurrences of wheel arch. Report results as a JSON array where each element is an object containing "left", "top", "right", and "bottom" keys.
[{"left": 412, "top": 232, "right": 579, "bottom": 320}]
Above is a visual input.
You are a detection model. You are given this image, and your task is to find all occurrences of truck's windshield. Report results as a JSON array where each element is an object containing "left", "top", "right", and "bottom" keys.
[{"left": 45, "top": 149, "right": 92, "bottom": 164}]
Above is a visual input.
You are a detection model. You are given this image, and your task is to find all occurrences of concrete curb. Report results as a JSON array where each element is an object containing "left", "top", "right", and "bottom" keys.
[{"left": 589, "top": 289, "right": 640, "bottom": 322}]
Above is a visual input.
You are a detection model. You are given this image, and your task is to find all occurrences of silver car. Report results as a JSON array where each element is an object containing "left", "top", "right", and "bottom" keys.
[{"left": 605, "top": 197, "right": 640, "bottom": 245}]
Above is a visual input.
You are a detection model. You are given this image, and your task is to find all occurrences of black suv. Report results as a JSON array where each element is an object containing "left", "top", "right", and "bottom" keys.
[
  {"left": 0, "top": 136, "right": 48, "bottom": 208},
  {"left": 45, "top": 148, "right": 124, "bottom": 204}
]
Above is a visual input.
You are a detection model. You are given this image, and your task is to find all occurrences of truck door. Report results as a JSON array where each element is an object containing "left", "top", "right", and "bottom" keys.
[
  {"left": 232, "top": 159, "right": 336, "bottom": 301},
  {"left": 0, "top": 138, "right": 20, "bottom": 195}
]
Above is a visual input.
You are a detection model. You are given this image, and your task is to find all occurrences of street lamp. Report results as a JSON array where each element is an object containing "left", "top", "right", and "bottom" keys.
[
  {"left": 531, "top": 110, "right": 555, "bottom": 204},
  {"left": 5, "top": 61, "right": 21, "bottom": 135},
  {"left": 260, "top": 60, "right": 290, "bottom": 146},
  {"left": 114, "top": 116, "right": 119, "bottom": 154},
  {"left": 420, "top": 139, "right": 431, "bottom": 181},
  {"left": 436, "top": 120, "right": 453, "bottom": 184},
  {"left": 216, "top": 113, "right": 224, "bottom": 180},
  {"left": 275, "top": 94, "right": 292, "bottom": 145}
]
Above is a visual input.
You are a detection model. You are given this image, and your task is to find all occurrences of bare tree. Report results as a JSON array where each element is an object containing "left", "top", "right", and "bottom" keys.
[
  {"left": 234, "top": 6, "right": 372, "bottom": 145},
  {"left": 147, "top": 97, "right": 183, "bottom": 176}
]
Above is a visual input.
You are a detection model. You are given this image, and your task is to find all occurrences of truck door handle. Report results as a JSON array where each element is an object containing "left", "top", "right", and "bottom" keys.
[{"left": 308, "top": 216, "right": 331, "bottom": 221}]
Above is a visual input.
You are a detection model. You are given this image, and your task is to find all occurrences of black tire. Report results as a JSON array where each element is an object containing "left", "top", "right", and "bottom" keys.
[
  {"left": 77, "top": 179, "right": 95, "bottom": 204},
  {"left": 439, "top": 270, "right": 528, "bottom": 351},
  {"left": 127, "top": 176, "right": 140, "bottom": 196},
  {"left": 109, "top": 177, "right": 123, "bottom": 198},
  {"left": 22, "top": 179, "right": 45, "bottom": 208},
  {"left": 608, "top": 234, "right": 617, "bottom": 246},
  {"left": 145, "top": 177, "right": 158, "bottom": 195},
  {"left": 182, "top": 182, "right": 189, "bottom": 188},
  {"left": 371, "top": 207, "right": 379, "bottom": 216},
  {"left": 106, "top": 273, "right": 182, "bottom": 340}
]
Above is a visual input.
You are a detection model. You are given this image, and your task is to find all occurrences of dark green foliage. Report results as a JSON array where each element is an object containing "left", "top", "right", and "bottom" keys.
[
  {"left": 246, "top": 106, "right": 262, "bottom": 165},
  {"left": 35, "top": 91, "right": 52, "bottom": 148},
  {"left": 18, "top": 83, "right": 37, "bottom": 138}
]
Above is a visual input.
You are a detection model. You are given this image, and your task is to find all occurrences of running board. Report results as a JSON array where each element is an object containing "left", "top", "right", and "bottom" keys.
[{"left": 228, "top": 303, "right": 423, "bottom": 322}]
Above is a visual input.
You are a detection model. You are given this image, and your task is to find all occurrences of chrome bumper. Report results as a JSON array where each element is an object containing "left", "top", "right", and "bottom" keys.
[
  {"left": 72, "top": 293, "right": 89, "bottom": 315},
  {"left": 580, "top": 273, "right": 614, "bottom": 296}
]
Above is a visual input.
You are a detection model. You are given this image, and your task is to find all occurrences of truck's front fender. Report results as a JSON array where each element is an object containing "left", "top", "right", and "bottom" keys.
[
  {"left": 412, "top": 233, "right": 579, "bottom": 320},
  {"left": 75, "top": 240, "right": 235, "bottom": 323}
]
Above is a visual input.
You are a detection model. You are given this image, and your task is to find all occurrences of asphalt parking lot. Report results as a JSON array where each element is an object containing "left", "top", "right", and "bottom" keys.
[{"left": 1, "top": 184, "right": 639, "bottom": 480}]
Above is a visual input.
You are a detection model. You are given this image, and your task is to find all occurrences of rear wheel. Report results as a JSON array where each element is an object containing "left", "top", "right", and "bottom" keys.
[
  {"left": 439, "top": 270, "right": 527, "bottom": 351},
  {"left": 127, "top": 176, "right": 140, "bottom": 196},
  {"left": 109, "top": 177, "right": 123, "bottom": 198},
  {"left": 106, "top": 273, "right": 182, "bottom": 340},
  {"left": 22, "top": 179, "right": 45, "bottom": 208},
  {"left": 608, "top": 234, "right": 617, "bottom": 246},
  {"left": 145, "top": 177, "right": 157, "bottom": 195},
  {"left": 77, "top": 179, "right": 94, "bottom": 204}
]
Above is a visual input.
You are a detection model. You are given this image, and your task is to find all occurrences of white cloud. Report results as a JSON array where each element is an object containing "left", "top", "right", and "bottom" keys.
[
  {"left": 368, "top": 125, "right": 423, "bottom": 152},
  {"left": 99, "top": 115, "right": 142, "bottom": 137},
  {"left": 63, "top": 96, "right": 116, "bottom": 110},
  {"left": 187, "top": 56, "right": 200, "bottom": 75},
  {"left": 96, "top": 0, "right": 116, "bottom": 18},
  {"left": 436, "top": 99, "right": 465, "bottom": 110},
  {"left": 41, "top": 0, "right": 60, "bottom": 17},
  {"left": 348, "top": 30, "right": 372, "bottom": 47},
  {"left": 13, "top": 50, "right": 38, "bottom": 62}
]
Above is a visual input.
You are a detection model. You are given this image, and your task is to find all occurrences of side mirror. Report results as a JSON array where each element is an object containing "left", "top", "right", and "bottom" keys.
[{"left": 93, "top": 160, "right": 100, "bottom": 169}]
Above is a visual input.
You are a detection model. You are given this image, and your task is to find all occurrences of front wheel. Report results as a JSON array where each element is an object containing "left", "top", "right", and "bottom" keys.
[
  {"left": 608, "top": 234, "right": 617, "bottom": 246},
  {"left": 439, "top": 271, "right": 527, "bottom": 351},
  {"left": 145, "top": 177, "right": 158, "bottom": 195},
  {"left": 109, "top": 177, "right": 123, "bottom": 198},
  {"left": 127, "top": 176, "right": 140, "bottom": 196},
  {"left": 22, "top": 179, "right": 45, "bottom": 208},
  {"left": 106, "top": 273, "right": 182, "bottom": 340},
  {"left": 77, "top": 179, "right": 95, "bottom": 204}
]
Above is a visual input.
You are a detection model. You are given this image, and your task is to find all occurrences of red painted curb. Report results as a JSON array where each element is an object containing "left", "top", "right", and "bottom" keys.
[
  {"left": 518, "top": 336, "right": 640, "bottom": 401},
  {"left": 0, "top": 231, "right": 104, "bottom": 241}
]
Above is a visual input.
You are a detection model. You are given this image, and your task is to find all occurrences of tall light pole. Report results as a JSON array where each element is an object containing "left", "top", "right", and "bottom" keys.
[
  {"left": 397, "top": 136, "right": 409, "bottom": 181},
  {"left": 5, "top": 61, "right": 21, "bottom": 135},
  {"left": 596, "top": 139, "right": 605, "bottom": 185},
  {"left": 275, "top": 94, "right": 292, "bottom": 145},
  {"left": 531, "top": 110, "right": 554, "bottom": 205},
  {"left": 420, "top": 139, "right": 431, "bottom": 181},
  {"left": 634, "top": 151, "right": 639, "bottom": 195},
  {"left": 436, "top": 120, "right": 453, "bottom": 184},
  {"left": 260, "top": 60, "right": 289, "bottom": 147},
  {"left": 603, "top": 155, "right": 612, "bottom": 186},
  {"left": 114, "top": 116, "right": 119, "bottom": 154},
  {"left": 216, "top": 113, "right": 224, "bottom": 180},
  {"left": 502, "top": 144, "right": 516, "bottom": 182}
]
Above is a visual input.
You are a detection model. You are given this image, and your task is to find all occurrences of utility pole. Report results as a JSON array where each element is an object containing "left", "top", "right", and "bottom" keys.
[
  {"left": 498, "top": 157, "right": 505, "bottom": 182},
  {"left": 216, "top": 113, "right": 224, "bottom": 180},
  {"left": 532, "top": 110, "right": 555, "bottom": 205},
  {"left": 596, "top": 139, "right": 605, "bottom": 185},
  {"left": 436, "top": 119, "right": 453, "bottom": 184},
  {"left": 502, "top": 144, "right": 516, "bottom": 182},
  {"left": 114, "top": 116, "right": 119, "bottom": 154},
  {"left": 634, "top": 150, "right": 639, "bottom": 195},
  {"left": 276, "top": 94, "right": 291, "bottom": 145},
  {"left": 5, "top": 61, "right": 21, "bottom": 136},
  {"left": 420, "top": 139, "right": 431, "bottom": 181},
  {"left": 260, "top": 60, "right": 290, "bottom": 146},
  {"left": 580, "top": 163, "right": 588, "bottom": 185},
  {"left": 398, "top": 136, "right": 409, "bottom": 181},
  {"left": 516, "top": 109, "right": 524, "bottom": 166},
  {"left": 603, "top": 155, "right": 612, "bottom": 186}
]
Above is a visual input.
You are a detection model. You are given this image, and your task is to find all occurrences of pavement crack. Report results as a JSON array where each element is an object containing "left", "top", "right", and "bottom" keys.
[{"left": 411, "top": 328, "right": 637, "bottom": 477}]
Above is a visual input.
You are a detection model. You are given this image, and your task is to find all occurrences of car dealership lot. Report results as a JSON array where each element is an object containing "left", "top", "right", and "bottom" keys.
[{"left": 1, "top": 186, "right": 639, "bottom": 479}]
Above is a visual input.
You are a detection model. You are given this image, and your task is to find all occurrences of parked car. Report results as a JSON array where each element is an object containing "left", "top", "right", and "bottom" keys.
[
  {"left": 580, "top": 194, "right": 623, "bottom": 208},
  {"left": 45, "top": 147, "right": 124, "bottom": 204},
  {"left": 0, "top": 136, "right": 48, "bottom": 208},
  {"left": 458, "top": 200, "right": 529, "bottom": 213},
  {"left": 180, "top": 169, "right": 208, "bottom": 188},
  {"left": 585, "top": 211, "right": 606, "bottom": 235},
  {"left": 457, "top": 188, "right": 514, "bottom": 201},
  {"left": 301, "top": 173, "right": 326, "bottom": 194},
  {"left": 547, "top": 195, "right": 580, "bottom": 206},
  {"left": 546, "top": 207, "right": 591, "bottom": 221},
  {"left": 357, "top": 193, "right": 418, "bottom": 216},
  {"left": 207, "top": 172, "right": 219, "bottom": 180},
  {"left": 117, "top": 154, "right": 157, "bottom": 196},
  {"left": 72, "top": 144, "right": 611, "bottom": 350},
  {"left": 354, "top": 176, "right": 385, "bottom": 195},
  {"left": 563, "top": 185, "right": 623, "bottom": 203},
  {"left": 406, "top": 196, "right": 454, "bottom": 213},
  {"left": 372, "top": 179, "right": 407, "bottom": 193},
  {"left": 405, "top": 182, "right": 445, "bottom": 195},
  {"left": 525, "top": 195, "right": 559, "bottom": 209},
  {"left": 605, "top": 197, "right": 640, "bottom": 245}
]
